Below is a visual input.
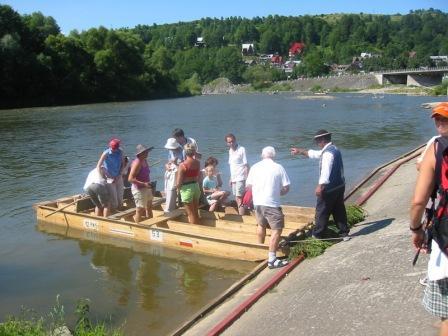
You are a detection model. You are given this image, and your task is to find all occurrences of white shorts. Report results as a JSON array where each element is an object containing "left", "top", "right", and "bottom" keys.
[
  {"left": 132, "top": 187, "right": 153, "bottom": 208},
  {"left": 231, "top": 180, "right": 246, "bottom": 197}
]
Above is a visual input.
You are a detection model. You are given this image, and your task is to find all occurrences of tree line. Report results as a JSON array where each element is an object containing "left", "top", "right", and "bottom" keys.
[{"left": 1, "top": 5, "right": 447, "bottom": 109}]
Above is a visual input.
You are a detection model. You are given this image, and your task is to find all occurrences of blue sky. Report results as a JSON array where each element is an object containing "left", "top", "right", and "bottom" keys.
[{"left": 2, "top": 0, "right": 448, "bottom": 33}]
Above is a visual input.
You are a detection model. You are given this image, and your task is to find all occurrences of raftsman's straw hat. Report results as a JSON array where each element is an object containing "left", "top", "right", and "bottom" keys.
[
  {"left": 432, "top": 102, "right": 448, "bottom": 119},
  {"left": 164, "top": 138, "right": 180, "bottom": 150},
  {"left": 136, "top": 144, "right": 153, "bottom": 156},
  {"left": 314, "top": 129, "right": 331, "bottom": 139}
]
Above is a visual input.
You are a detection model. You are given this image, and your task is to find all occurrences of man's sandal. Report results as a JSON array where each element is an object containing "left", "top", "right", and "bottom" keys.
[{"left": 268, "top": 258, "right": 289, "bottom": 269}]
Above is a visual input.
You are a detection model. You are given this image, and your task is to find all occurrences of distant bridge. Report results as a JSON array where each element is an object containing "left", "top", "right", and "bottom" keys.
[{"left": 374, "top": 66, "right": 448, "bottom": 87}]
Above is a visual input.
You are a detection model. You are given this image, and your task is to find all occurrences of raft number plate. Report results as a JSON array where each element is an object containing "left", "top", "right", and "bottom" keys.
[
  {"left": 83, "top": 219, "right": 99, "bottom": 231},
  {"left": 150, "top": 229, "right": 163, "bottom": 242}
]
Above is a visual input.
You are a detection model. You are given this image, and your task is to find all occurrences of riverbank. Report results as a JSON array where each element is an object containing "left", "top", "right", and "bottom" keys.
[
  {"left": 202, "top": 76, "right": 443, "bottom": 96},
  {"left": 180, "top": 146, "right": 437, "bottom": 336}
]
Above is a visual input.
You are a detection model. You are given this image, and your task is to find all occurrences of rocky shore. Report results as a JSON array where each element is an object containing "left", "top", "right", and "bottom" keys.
[{"left": 202, "top": 74, "right": 439, "bottom": 96}]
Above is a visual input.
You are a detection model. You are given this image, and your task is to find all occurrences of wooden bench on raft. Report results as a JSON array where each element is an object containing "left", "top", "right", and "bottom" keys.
[{"left": 108, "top": 198, "right": 166, "bottom": 220}]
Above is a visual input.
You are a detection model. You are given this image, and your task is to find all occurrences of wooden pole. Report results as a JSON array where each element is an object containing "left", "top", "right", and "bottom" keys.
[{"left": 44, "top": 195, "right": 89, "bottom": 218}]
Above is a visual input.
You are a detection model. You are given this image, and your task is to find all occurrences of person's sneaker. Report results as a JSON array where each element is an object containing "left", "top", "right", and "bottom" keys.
[
  {"left": 267, "top": 258, "right": 289, "bottom": 269},
  {"left": 340, "top": 233, "right": 351, "bottom": 241}
]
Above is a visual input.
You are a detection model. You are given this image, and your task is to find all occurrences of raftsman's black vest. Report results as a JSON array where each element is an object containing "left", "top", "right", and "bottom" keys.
[{"left": 321, "top": 144, "right": 345, "bottom": 192}]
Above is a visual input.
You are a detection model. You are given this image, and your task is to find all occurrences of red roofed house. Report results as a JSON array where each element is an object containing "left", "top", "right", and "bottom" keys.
[
  {"left": 289, "top": 42, "right": 305, "bottom": 58},
  {"left": 271, "top": 54, "right": 283, "bottom": 66}
]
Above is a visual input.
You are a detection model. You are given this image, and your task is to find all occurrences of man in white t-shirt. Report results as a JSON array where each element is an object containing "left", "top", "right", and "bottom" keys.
[
  {"left": 83, "top": 168, "right": 111, "bottom": 217},
  {"left": 172, "top": 128, "right": 200, "bottom": 161},
  {"left": 246, "top": 146, "right": 290, "bottom": 269},
  {"left": 225, "top": 133, "right": 249, "bottom": 215}
]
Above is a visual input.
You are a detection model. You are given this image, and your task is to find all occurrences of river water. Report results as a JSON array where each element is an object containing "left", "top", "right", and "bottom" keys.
[{"left": 0, "top": 92, "right": 438, "bottom": 334}]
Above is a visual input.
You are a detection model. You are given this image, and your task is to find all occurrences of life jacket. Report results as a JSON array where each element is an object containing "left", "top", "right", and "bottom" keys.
[
  {"left": 432, "top": 136, "right": 448, "bottom": 256},
  {"left": 241, "top": 186, "right": 254, "bottom": 210}
]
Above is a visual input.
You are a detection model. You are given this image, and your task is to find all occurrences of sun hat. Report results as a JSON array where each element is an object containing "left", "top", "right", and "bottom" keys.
[
  {"left": 164, "top": 138, "right": 181, "bottom": 150},
  {"left": 136, "top": 144, "right": 153, "bottom": 156},
  {"left": 313, "top": 129, "right": 331, "bottom": 139},
  {"left": 109, "top": 138, "right": 121, "bottom": 150},
  {"left": 432, "top": 102, "right": 448, "bottom": 119}
]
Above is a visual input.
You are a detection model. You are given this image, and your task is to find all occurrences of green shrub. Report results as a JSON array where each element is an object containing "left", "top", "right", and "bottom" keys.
[
  {"left": 310, "top": 85, "right": 323, "bottom": 93},
  {"left": 178, "top": 73, "right": 202, "bottom": 96},
  {"left": 432, "top": 80, "right": 448, "bottom": 96},
  {"left": 0, "top": 311, "right": 45, "bottom": 336},
  {"left": 0, "top": 297, "right": 123, "bottom": 336},
  {"left": 346, "top": 204, "right": 366, "bottom": 226},
  {"left": 266, "top": 83, "right": 293, "bottom": 92}
]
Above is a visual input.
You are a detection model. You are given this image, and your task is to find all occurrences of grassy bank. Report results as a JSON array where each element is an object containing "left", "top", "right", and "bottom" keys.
[
  {"left": 0, "top": 297, "right": 122, "bottom": 336},
  {"left": 288, "top": 204, "right": 366, "bottom": 259}
]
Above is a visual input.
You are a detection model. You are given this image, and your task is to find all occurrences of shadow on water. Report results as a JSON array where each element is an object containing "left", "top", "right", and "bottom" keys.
[{"left": 351, "top": 218, "right": 395, "bottom": 236}]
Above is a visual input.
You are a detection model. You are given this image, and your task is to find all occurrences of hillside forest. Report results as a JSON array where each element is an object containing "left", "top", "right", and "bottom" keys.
[{"left": 1, "top": 5, "right": 447, "bottom": 108}]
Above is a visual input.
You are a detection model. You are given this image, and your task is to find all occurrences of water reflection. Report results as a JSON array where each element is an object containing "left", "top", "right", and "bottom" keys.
[
  {"left": 176, "top": 263, "right": 207, "bottom": 305},
  {"left": 36, "top": 220, "right": 253, "bottom": 335},
  {"left": 137, "top": 255, "right": 160, "bottom": 311},
  {"left": 79, "top": 242, "right": 134, "bottom": 306}
]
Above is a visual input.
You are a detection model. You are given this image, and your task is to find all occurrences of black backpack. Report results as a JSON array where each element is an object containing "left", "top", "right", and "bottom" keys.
[{"left": 432, "top": 137, "right": 448, "bottom": 256}]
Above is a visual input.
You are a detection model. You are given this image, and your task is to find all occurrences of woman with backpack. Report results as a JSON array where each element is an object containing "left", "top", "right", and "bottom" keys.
[{"left": 411, "top": 102, "right": 448, "bottom": 335}]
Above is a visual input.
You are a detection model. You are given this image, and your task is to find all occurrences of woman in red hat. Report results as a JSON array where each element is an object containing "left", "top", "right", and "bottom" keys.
[{"left": 96, "top": 138, "right": 125, "bottom": 211}]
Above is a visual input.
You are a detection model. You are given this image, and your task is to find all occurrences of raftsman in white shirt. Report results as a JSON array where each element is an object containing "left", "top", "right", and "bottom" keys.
[
  {"left": 307, "top": 142, "right": 334, "bottom": 185},
  {"left": 83, "top": 169, "right": 106, "bottom": 191}
]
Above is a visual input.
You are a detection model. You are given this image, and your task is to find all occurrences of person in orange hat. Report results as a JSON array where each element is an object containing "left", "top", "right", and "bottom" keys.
[
  {"left": 96, "top": 138, "right": 125, "bottom": 211},
  {"left": 411, "top": 102, "right": 448, "bottom": 334},
  {"left": 417, "top": 103, "right": 448, "bottom": 171}
]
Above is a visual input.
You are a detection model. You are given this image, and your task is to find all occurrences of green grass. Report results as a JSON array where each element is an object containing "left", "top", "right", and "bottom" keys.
[
  {"left": 432, "top": 80, "right": 448, "bottom": 96},
  {"left": 346, "top": 204, "right": 366, "bottom": 227},
  {"left": 266, "top": 82, "right": 293, "bottom": 92},
  {"left": 0, "top": 297, "right": 123, "bottom": 336},
  {"left": 329, "top": 86, "right": 357, "bottom": 93},
  {"left": 310, "top": 85, "right": 323, "bottom": 93},
  {"left": 288, "top": 204, "right": 366, "bottom": 260}
]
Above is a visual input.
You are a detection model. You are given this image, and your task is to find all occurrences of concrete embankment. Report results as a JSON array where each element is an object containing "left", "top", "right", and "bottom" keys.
[
  {"left": 177, "top": 146, "right": 438, "bottom": 336},
  {"left": 202, "top": 74, "right": 379, "bottom": 95},
  {"left": 285, "top": 73, "right": 378, "bottom": 91}
]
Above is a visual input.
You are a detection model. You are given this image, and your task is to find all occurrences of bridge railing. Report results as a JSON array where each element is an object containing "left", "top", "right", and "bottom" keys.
[
  {"left": 377, "top": 66, "right": 448, "bottom": 74},
  {"left": 289, "top": 66, "right": 448, "bottom": 81}
]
